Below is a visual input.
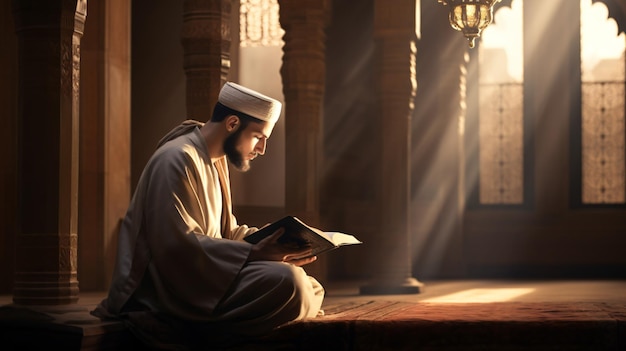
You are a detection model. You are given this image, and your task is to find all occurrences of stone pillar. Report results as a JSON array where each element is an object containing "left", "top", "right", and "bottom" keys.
[
  {"left": 278, "top": 0, "right": 330, "bottom": 283},
  {"left": 12, "top": 0, "right": 87, "bottom": 305},
  {"left": 79, "top": 0, "right": 131, "bottom": 290},
  {"left": 181, "top": 0, "right": 232, "bottom": 119},
  {"left": 278, "top": 0, "right": 330, "bottom": 226},
  {"left": 360, "top": 0, "right": 423, "bottom": 294}
]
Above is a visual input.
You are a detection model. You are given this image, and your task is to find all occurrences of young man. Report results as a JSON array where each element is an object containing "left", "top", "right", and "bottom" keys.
[{"left": 92, "top": 82, "right": 324, "bottom": 348}]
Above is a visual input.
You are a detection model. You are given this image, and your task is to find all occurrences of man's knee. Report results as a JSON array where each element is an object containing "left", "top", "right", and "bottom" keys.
[
  {"left": 259, "top": 262, "right": 323, "bottom": 318},
  {"left": 265, "top": 262, "right": 309, "bottom": 296}
]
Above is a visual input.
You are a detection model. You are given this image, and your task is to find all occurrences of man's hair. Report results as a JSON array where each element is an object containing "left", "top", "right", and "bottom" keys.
[{"left": 211, "top": 102, "right": 264, "bottom": 130}]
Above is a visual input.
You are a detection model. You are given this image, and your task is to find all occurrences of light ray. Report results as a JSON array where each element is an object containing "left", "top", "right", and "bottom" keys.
[{"left": 422, "top": 287, "right": 535, "bottom": 303}]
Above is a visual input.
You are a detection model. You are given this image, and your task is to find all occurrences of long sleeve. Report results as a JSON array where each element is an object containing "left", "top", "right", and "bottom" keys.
[
  {"left": 99, "top": 129, "right": 256, "bottom": 320},
  {"left": 213, "top": 156, "right": 257, "bottom": 241},
  {"left": 140, "top": 132, "right": 260, "bottom": 319}
]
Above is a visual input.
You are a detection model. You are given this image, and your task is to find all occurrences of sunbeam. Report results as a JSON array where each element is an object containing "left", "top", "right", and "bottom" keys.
[
  {"left": 422, "top": 287, "right": 536, "bottom": 303},
  {"left": 412, "top": 0, "right": 625, "bottom": 279}
]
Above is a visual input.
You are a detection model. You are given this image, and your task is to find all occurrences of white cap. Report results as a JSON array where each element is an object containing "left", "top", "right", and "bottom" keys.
[{"left": 218, "top": 82, "right": 282, "bottom": 124}]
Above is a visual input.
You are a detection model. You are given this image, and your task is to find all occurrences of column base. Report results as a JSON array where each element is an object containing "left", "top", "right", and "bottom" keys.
[
  {"left": 12, "top": 279, "right": 80, "bottom": 305},
  {"left": 359, "top": 277, "right": 424, "bottom": 295},
  {"left": 0, "top": 303, "right": 136, "bottom": 350}
]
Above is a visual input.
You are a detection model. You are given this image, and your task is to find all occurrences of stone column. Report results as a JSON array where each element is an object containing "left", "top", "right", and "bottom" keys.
[
  {"left": 79, "top": 0, "right": 131, "bottom": 290},
  {"left": 278, "top": 0, "right": 330, "bottom": 226},
  {"left": 360, "top": 0, "right": 423, "bottom": 294},
  {"left": 12, "top": 0, "right": 87, "bottom": 305},
  {"left": 278, "top": 0, "right": 330, "bottom": 282},
  {"left": 181, "top": 0, "right": 232, "bottom": 119}
]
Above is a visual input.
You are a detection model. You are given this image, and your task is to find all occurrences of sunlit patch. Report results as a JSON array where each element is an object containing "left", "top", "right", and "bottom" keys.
[{"left": 421, "top": 288, "right": 535, "bottom": 303}]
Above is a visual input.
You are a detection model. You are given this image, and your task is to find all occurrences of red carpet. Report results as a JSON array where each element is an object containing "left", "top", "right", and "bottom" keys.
[
  {"left": 239, "top": 301, "right": 626, "bottom": 350},
  {"left": 1, "top": 299, "right": 624, "bottom": 350}
]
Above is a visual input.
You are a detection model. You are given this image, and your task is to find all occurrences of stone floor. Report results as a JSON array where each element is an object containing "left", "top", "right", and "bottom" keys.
[
  {"left": 1, "top": 279, "right": 626, "bottom": 350},
  {"left": 324, "top": 279, "right": 626, "bottom": 304}
]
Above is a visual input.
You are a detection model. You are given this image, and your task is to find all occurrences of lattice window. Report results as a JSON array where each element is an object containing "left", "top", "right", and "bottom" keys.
[
  {"left": 240, "top": 0, "right": 284, "bottom": 47},
  {"left": 477, "top": 0, "right": 524, "bottom": 204},
  {"left": 479, "top": 83, "right": 524, "bottom": 204},
  {"left": 580, "top": 0, "right": 626, "bottom": 204}
]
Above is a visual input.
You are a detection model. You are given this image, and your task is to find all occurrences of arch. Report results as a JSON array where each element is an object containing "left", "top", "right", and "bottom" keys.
[{"left": 592, "top": 0, "right": 626, "bottom": 34}]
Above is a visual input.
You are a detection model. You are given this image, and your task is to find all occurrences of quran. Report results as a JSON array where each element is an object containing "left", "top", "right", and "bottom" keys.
[{"left": 244, "top": 216, "right": 362, "bottom": 259}]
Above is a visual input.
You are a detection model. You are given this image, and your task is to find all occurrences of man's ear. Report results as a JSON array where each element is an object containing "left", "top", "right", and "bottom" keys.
[{"left": 226, "top": 115, "right": 240, "bottom": 132}]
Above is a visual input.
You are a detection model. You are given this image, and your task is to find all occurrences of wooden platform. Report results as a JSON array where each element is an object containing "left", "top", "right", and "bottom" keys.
[{"left": 1, "top": 280, "right": 626, "bottom": 350}]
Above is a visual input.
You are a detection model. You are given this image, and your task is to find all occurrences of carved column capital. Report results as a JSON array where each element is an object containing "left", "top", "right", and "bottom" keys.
[{"left": 181, "top": 0, "right": 231, "bottom": 119}]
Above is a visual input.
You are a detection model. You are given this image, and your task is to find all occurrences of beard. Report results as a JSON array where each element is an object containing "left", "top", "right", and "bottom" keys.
[{"left": 223, "top": 128, "right": 251, "bottom": 172}]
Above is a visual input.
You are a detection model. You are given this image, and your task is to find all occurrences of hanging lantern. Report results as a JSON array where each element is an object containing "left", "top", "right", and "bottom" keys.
[{"left": 438, "top": 0, "right": 501, "bottom": 48}]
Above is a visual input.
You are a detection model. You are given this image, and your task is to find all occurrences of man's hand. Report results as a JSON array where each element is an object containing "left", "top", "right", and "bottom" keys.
[{"left": 248, "top": 228, "right": 317, "bottom": 267}]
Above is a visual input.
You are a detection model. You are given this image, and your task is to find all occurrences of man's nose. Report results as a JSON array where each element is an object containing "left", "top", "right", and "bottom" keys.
[{"left": 255, "top": 139, "right": 267, "bottom": 155}]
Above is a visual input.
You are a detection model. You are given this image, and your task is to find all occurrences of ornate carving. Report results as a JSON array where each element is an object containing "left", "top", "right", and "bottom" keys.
[
  {"left": 479, "top": 83, "right": 524, "bottom": 204},
  {"left": 182, "top": 0, "right": 231, "bottom": 118},
  {"left": 582, "top": 82, "right": 625, "bottom": 203},
  {"left": 61, "top": 39, "right": 73, "bottom": 101},
  {"left": 240, "top": 0, "right": 283, "bottom": 47}
]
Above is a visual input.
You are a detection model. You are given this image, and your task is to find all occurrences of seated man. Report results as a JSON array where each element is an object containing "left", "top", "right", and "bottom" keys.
[{"left": 92, "top": 82, "right": 324, "bottom": 348}]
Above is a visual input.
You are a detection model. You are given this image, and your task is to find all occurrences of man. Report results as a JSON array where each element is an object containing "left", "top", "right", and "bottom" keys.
[{"left": 92, "top": 82, "right": 325, "bottom": 348}]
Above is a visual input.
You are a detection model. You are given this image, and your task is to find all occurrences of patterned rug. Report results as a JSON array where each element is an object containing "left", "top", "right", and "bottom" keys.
[
  {"left": 237, "top": 300, "right": 626, "bottom": 351},
  {"left": 2, "top": 300, "right": 624, "bottom": 350}
]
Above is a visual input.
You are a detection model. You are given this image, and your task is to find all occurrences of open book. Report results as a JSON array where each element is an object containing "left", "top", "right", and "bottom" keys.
[{"left": 243, "top": 216, "right": 362, "bottom": 259}]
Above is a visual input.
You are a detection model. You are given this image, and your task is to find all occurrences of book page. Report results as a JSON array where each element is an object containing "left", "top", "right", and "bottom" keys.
[{"left": 322, "top": 232, "right": 362, "bottom": 246}]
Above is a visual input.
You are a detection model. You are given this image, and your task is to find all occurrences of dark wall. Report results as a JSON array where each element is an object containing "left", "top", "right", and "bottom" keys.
[
  {"left": 0, "top": 1, "right": 18, "bottom": 294},
  {"left": 131, "top": 0, "right": 187, "bottom": 190}
]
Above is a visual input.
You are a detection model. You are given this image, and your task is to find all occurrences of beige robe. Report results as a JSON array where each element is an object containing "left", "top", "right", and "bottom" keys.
[{"left": 93, "top": 122, "right": 324, "bottom": 340}]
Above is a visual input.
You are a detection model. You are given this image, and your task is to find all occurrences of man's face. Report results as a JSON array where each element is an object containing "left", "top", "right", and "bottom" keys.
[{"left": 224, "top": 119, "right": 274, "bottom": 172}]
